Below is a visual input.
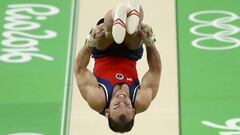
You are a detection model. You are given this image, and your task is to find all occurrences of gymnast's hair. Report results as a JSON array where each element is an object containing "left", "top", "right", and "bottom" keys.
[{"left": 108, "top": 114, "right": 134, "bottom": 133}]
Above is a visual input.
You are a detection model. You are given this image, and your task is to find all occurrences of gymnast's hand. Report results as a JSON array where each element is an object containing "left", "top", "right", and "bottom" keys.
[
  {"left": 95, "top": 23, "right": 105, "bottom": 39},
  {"left": 138, "top": 24, "right": 156, "bottom": 47},
  {"left": 85, "top": 24, "right": 105, "bottom": 48}
]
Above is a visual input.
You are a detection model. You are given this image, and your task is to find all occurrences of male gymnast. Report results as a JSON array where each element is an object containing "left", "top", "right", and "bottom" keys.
[{"left": 75, "top": 0, "right": 161, "bottom": 133}]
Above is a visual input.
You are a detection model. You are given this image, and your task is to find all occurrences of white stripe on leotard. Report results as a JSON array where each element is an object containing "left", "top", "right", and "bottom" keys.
[
  {"left": 98, "top": 83, "right": 109, "bottom": 103},
  {"left": 132, "top": 84, "right": 140, "bottom": 103}
]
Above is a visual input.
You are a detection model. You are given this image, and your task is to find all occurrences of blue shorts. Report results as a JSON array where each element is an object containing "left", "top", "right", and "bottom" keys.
[{"left": 92, "top": 43, "right": 143, "bottom": 61}]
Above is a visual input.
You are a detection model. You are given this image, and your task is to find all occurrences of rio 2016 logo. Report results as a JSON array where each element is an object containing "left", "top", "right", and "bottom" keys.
[
  {"left": 0, "top": 4, "right": 60, "bottom": 63},
  {"left": 202, "top": 118, "right": 240, "bottom": 135},
  {"left": 189, "top": 10, "right": 240, "bottom": 51}
]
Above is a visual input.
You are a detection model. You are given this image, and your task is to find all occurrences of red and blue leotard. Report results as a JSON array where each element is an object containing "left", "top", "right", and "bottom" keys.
[
  {"left": 92, "top": 42, "right": 143, "bottom": 114},
  {"left": 94, "top": 56, "right": 140, "bottom": 105}
]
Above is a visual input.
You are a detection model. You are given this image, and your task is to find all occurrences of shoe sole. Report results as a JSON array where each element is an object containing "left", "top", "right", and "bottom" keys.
[
  {"left": 127, "top": 0, "right": 140, "bottom": 35},
  {"left": 112, "top": 3, "right": 127, "bottom": 44}
]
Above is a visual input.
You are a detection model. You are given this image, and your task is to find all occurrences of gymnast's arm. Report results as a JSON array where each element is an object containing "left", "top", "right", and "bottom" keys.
[
  {"left": 74, "top": 45, "right": 105, "bottom": 113},
  {"left": 135, "top": 25, "right": 162, "bottom": 114}
]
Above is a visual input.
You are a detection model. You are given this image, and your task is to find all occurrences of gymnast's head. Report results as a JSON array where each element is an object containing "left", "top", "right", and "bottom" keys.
[{"left": 105, "top": 84, "right": 135, "bottom": 133}]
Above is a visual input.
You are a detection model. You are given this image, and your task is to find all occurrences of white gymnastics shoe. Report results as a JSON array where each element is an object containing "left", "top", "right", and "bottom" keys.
[
  {"left": 112, "top": 3, "right": 127, "bottom": 44},
  {"left": 126, "top": 0, "right": 140, "bottom": 35}
]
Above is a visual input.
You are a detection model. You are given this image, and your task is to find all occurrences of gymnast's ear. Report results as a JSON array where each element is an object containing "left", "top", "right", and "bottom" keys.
[{"left": 105, "top": 108, "right": 109, "bottom": 118}]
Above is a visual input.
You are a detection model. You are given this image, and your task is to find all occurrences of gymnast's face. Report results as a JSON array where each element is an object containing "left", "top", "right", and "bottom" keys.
[{"left": 106, "top": 84, "right": 135, "bottom": 122}]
